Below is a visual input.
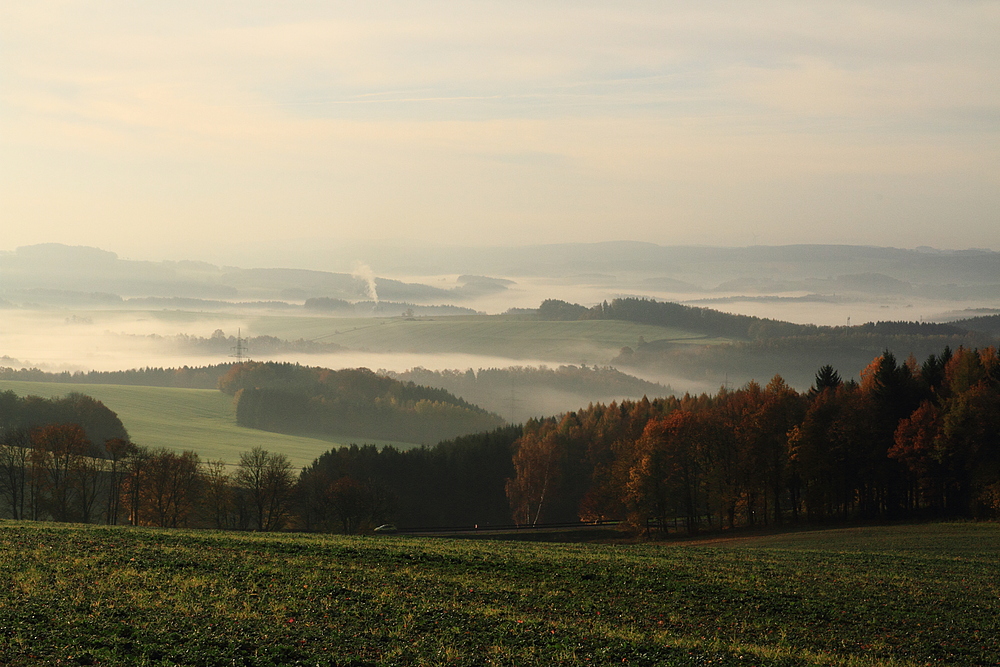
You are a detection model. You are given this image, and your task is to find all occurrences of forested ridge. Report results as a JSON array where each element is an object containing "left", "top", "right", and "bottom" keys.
[
  {"left": 541, "top": 296, "right": 986, "bottom": 340},
  {"left": 536, "top": 297, "right": 997, "bottom": 388},
  {"left": 540, "top": 297, "right": 811, "bottom": 338},
  {"left": 220, "top": 361, "right": 505, "bottom": 445},
  {"left": 615, "top": 329, "right": 991, "bottom": 389}
]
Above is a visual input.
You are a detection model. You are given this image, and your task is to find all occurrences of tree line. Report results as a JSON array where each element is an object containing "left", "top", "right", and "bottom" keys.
[
  {"left": 0, "top": 428, "right": 292, "bottom": 531},
  {"left": 0, "top": 406, "right": 519, "bottom": 533},
  {"left": 507, "top": 346, "right": 1000, "bottom": 534},
  {"left": 0, "top": 390, "right": 303, "bottom": 529},
  {"left": 0, "top": 364, "right": 232, "bottom": 389}
]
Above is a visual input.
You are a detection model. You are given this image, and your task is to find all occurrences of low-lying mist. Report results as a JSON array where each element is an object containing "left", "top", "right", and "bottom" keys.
[
  {"left": 0, "top": 307, "right": 708, "bottom": 420},
  {"left": 392, "top": 274, "right": 1000, "bottom": 326},
  {"left": 3, "top": 241, "right": 998, "bottom": 407}
]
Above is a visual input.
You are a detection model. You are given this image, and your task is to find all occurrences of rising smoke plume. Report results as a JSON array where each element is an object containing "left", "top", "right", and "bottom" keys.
[{"left": 352, "top": 262, "right": 379, "bottom": 303}]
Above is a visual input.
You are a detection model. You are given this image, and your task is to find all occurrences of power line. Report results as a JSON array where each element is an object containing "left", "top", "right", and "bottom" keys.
[{"left": 230, "top": 328, "right": 249, "bottom": 363}]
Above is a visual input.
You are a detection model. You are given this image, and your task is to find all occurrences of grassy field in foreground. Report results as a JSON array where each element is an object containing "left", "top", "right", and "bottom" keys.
[
  {"left": 0, "top": 521, "right": 996, "bottom": 666},
  {"left": 0, "top": 381, "right": 416, "bottom": 468},
  {"left": 246, "top": 314, "right": 727, "bottom": 364}
]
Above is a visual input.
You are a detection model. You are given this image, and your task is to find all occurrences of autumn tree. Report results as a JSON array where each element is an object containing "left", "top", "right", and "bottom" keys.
[
  {"left": 889, "top": 401, "right": 944, "bottom": 512},
  {"left": 702, "top": 390, "right": 742, "bottom": 529},
  {"left": 791, "top": 386, "right": 850, "bottom": 520},
  {"left": 506, "top": 422, "right": 564, "bottom": 526},
  {"left": 627, "top": 410, "right": 713, "bottom": 535},
  {"left": 138, "top": 449, "right": 201, "bottom": 528},
  {"left": 858, "top": 352, "right": 921, "bottom": 517},
  {"left": 757, "top": 376, "right": 804, "bottom": 524},
  {"left": 74, "top": 443, "right": 107, "bottom": 524},
  {"left": 934, "top": 382, "right": 1000, "bottom": 515}
]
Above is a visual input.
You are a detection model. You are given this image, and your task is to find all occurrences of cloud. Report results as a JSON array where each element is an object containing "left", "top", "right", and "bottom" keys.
[{"left": 1, "top": 1, "right": 998, "bottom": 255}]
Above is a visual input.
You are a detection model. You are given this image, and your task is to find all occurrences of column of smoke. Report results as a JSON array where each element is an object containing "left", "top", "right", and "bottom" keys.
[{"left": 353, "top": 262, "right": 379, "bottom": 313}]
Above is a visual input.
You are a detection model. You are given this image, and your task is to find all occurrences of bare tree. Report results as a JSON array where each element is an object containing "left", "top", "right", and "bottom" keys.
[
  {"left": 29, "top": 424, "right": 90, "bottom": 522},
  {"left": 203, "top": 459, "right": 237, "bottom": 529},
  {"left": 104, "top": 438, "right": 137, "bottom": 525},
  {"left": 75, "top": 446, "right": 107, "bottom": 524},
  {"left": 0, "top": 428, "right": 31, "bottom": 519},
  {"left": 235, "top": 447, "right": 295, "bottom": 531},
  {"left": 124, "top": 445, "right": 152, "bottom": 526}
]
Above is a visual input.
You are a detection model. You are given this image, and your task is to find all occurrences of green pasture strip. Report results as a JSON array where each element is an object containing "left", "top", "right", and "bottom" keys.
[
  {"left": 0, "top": 381, "right": 417, "bottom": 468},
  {"left": 0, "top": 521, "right": 995, "bottom": 666},
  {"left": 246, "top": 314, "right": 724, "bottom": 364}
]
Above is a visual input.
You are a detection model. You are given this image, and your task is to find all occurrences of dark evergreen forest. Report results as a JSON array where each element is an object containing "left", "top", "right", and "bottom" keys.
[{"left": 219, "top": 362, "right": 504, "bottom": 446}]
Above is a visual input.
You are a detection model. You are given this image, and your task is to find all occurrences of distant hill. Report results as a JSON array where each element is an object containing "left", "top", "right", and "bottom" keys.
[
  {"left": 387, "top": 365, "right": 674, "bottom": 423},
  {"left": 538, "top": 297, "right": 813, "bottom": 339},
  {"left": 235, "top": 240, "right": 1000, "bottom": 297},
  {"left": 538, "top": 297, "right": 980, "bottom": 340},
  {"left": 4, "top": 242, "right": 999, "bottom": 306},
  {"left": 951, "top": 314, "right": 1000, "bottom": 336},
  {"left": 527, "top": 296, "right": 998, "bottom": 389},
  {"left": 304, "top": 298, "right": 478, "bottom": 316},
  {"left": 613, "top": 330, "right": 993, "bottom": 390},
  {"left": 0, "top": 244, "right": 508, "bottom": 304}
]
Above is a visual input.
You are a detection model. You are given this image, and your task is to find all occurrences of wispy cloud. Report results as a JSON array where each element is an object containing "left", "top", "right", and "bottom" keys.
[{"left": 1, "top": 1, "right": 998, "bottom": 257}]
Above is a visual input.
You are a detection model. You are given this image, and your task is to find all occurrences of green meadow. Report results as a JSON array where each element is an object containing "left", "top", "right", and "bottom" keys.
[
  {"left": 0, "top": 521, "right": 996, "bottom": 666},
  {"left": 0, "top": 381, "right": 415, "bottom": 468}
]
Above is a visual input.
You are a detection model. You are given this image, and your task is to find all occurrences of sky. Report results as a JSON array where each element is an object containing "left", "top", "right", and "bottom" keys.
[{"left": 2, "top": 1, "right": 998, "bottom": 264}]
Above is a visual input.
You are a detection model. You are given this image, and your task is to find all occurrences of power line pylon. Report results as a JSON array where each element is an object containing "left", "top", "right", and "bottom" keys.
[{"left": 230, "top": 328, "right": 249, "bottom": 363}]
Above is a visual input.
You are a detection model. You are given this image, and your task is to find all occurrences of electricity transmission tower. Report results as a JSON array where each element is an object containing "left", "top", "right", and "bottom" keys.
[{"left": 230, "top": 328, "right": 249, "bottom": 363}]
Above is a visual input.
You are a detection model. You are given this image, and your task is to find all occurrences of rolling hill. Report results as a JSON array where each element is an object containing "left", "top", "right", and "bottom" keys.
[{"left": 0, "top": 380, "right": 417, "bottom": 468}]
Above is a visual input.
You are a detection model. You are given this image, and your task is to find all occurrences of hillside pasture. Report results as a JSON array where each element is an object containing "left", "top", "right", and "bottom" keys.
[
  {"left": 0, "top": 521, "right": 995, "bottom": 665},
  {"left": 0, "top": 381, "right": 417, "bottom": 468},
  {"left": 247, "top": 314, "right": 725, "bottom": 365}
]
